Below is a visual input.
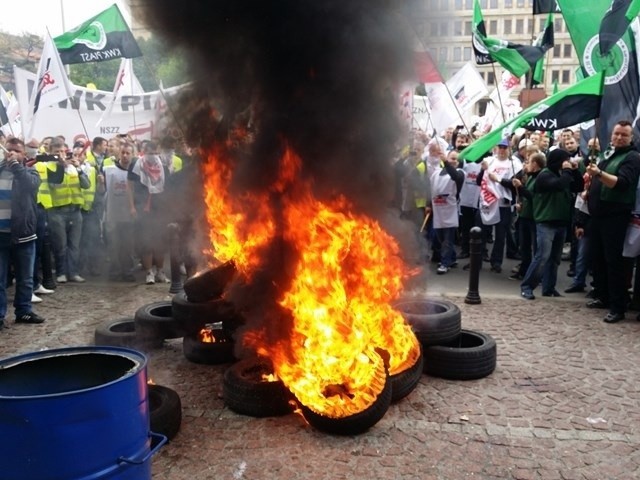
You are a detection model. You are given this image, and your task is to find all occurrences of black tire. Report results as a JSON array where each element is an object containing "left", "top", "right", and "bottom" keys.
[
  {"left": 390, "top": 349, "right": 424, "bottom": 403},
  {"left": 94, "top": 317, "right": 164, "bottom": 350},
  {"left": 183, "top": 261, "right": 237, "bottom": 303},
  {"left": 134, "top": 301, "right": 186, "bottom": 340},
  {"left": 300, "top": 374, "right": 392, "bottom": 436},
  {"left": 182, "top": 330, "right": 235, "bottom": 365},
  {"left": 393, "top": 298, "right": 462, "bottom": 346},
  {"left": 423, "top": 329, "right": 497, "bottom": 380},
  {"left": 148, "top": 384, "right": 182, "bottom": 441},
  {"left": 171, "top": 292, "right": 243, "bottom": 337},
  {"left": 223, "top": 357, "right": 294, "bottom": 417}
]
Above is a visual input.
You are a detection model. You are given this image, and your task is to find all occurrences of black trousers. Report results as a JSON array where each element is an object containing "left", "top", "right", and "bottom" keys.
[{"left": 589, "top": 213, "right": 630, "bottom": 314}]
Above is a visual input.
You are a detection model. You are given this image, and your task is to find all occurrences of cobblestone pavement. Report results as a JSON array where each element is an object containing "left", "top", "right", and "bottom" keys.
[{"left": 1, "top": 266, "right": 639, "bottom": 480}]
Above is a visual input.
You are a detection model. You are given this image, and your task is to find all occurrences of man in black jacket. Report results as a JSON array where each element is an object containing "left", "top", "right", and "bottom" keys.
[
  {"left": 0, "top": 138, "right": 45, "bottom": 329},
  {"left": 520, "top": 148, "right": 584, "bottom": 300},
  {"left": 585, "top": 120, "right": 640, "bottom": 323}
]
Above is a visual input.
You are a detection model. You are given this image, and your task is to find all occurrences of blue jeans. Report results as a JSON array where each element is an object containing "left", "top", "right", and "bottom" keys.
[
  {"left": 435, "top": 227, "right": 457, "bottom": 268},
  {"left": 48, "top": 207, "right": 83, "bottom": 277},
  {"left": 0, "top": 238, "right": 35, "bottom": 319},
  {"left": 521, "top": 223, "right": 566, "bottom": 293}
]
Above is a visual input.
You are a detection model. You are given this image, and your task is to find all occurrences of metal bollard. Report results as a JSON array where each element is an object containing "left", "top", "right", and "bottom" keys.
[
  {"left": 167, "top": 223, "right": 184, "bottom": 294},
  {"left": 465, "top": 226, "right": 482, "bottom": 304}
]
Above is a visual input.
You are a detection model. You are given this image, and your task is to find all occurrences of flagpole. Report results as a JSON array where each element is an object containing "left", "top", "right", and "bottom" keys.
[
  {"left": 129, "top": 62, "right": 139, "bottom": 139},
  {"left": 490, "top": 63, "right": 507, "bottom": 124},
  {"left": 443, "top": 84, "right": 472, "bottom": 135}
]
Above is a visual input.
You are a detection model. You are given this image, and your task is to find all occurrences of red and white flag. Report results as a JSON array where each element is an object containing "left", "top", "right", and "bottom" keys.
[
  {"left": 25, "top": 34, "right": 73, "bottom": 136},
  {"left": 97, "top": 58, "right": 144, "bottom": 126}
]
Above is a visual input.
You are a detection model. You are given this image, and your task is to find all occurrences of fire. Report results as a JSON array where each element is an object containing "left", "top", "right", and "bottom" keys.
[
  {"left": 203, "top": 143, "right": 420, "bottom": 418},
  {"left": 198, "top": 324, "right": 229, "bottom": 344}
]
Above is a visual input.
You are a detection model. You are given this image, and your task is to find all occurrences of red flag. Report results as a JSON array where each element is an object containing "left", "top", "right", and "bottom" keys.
[{"left": 414, "top": 51, "right": 444, "bottom": 83}]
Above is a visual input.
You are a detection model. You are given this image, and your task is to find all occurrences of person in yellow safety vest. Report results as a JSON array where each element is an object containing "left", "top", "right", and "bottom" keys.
[
  {"left": 77, "top": 145, "right": 104, "bottom": 277},
  {"left": 85, "top": 137, "right": 107, "bottom": 171},
  {"left": 37, "top": 139, "right": 91, "bottom": 284},
  {"left": 101, "top": 136, "right": 123, "bottom": 171},
  {"left": 159, "top": 136, "right": 183, "bottom": 173}
]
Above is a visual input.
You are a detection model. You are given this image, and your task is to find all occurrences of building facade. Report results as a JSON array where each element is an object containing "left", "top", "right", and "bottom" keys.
[{"left": 410, "top": 0, "right": 579, "bottom": 106}]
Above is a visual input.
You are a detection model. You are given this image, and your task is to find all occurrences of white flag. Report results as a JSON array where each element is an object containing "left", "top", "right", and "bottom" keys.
[
  {"left": 96, "top": 58, "right": 145, "bottom": 127},
  {"left": 25, "top": 34, "right": 73, "bottom": 137}
]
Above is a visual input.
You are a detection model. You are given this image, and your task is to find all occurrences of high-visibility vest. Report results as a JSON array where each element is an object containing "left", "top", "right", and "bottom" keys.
[
  {"left": 80, "top": 164, "right": 97, "bottom": 211},
  {"left": 34, "top": 162, "right": 60, "bottom": 209},
  {"left": 172, "top": 154, "right": 183, "bottom": 173},
  {"left": 415, "top": 161, "right": 427, "bottom": 208},
  {"left": 103, "top": 156, "right": 116, "bottom": 169},
  {"left": 49, "top": 167, "right": 85, "bottom": 208}
]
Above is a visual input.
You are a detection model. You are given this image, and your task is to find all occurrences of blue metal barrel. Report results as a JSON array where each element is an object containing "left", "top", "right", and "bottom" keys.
[{"left": 0, "top": 346, "right": 166, "bottom": 480}]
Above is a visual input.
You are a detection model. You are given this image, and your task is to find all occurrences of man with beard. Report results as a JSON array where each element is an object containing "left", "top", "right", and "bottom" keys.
[
  {"left": 520, "top": 149, "right": 584, "bottom": 300},
  {"left": 585, "top": 120, "right": 640, "bottom": 323}
]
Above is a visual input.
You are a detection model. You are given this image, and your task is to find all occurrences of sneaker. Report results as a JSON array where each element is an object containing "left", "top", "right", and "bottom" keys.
[
  {"left": 31, "top": 293, "right": 42, "bottom": 303},
  {"left": 69, "top": 275, "right": 86, "bottom": 283},
  {"left": 490, "top": 264, "right": 502, "bottom": 273},
  {"left": 56, "top": 274, "right": 67, "bottom": 283},
  {"left": 564, "top": 284, "right": 585, "bottom": 294},
  {"left": 34, "top": 285, "right": 55, "bottom": 295},
  {"left": 436, "top": 265, "right": 449, "bottom": 275},
  {"left": 509, "top": 272, "right": 523, "bottom": 281},
  {"left": 521, "top": 290, "right": 535, "bottom": 300},
  {"left": 145, "top": 271, "right": 155, "bottom": 285},
  {"left": 16, "top": 312, "right": 45, "bottom": 324},
  {"left": 155, "top": 270, "right": 170, "bottom": 283},
  {"left": 542, "top": 289, "right": 563, "bottom": 297},
  {"left": 603, "top": 312, "right": 625, "bottom": 323}
]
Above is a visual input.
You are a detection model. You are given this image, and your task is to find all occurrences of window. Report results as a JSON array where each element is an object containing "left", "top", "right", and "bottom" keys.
[
  {"left": 504, "top": 19, "right": 512, "bottom": 34},
  {"left": 487, "top": 71, "right": 495, "bottom": 85},
  {"left": 455, "top": 0, "right": 463, "bottom": 8},
  {"left": 453, "top": 47, "right": 462, "bottom": 61},
  {"left": 440, "top": 21, "right": 449, "bottom": 36},
  {"left": 464, "top": 21, "right": 472, "bottom": 35},
  {"left": 430, "top": 48, "right": 438, "bottom": 61},
  {"left": 562, "top": 70, "right": 570, "bottom": 83},
  {"left": 489, "top": 0, "right": 498, "bottom": 7},
  {"left": 430, "top": 22, "right": 438, "bottom": 36},
  {"left": 454, "top": 21, "right": 463, "bottom": 36},
  {"left": 553, "top": 44, "right": 561, "bottom": 57},
  {"left": 440, "top": 47, "right": 448, "bottom": 62},
  {"left": 516, "top": 19, "right": 524, "bottom": 34},
  {"left": 463, "top": 47, "right": 472, "bottom": 61},
  {"left": 504, "top": 0, "right": 513, "bottom": 6},
  {"left": 480, "top": 0, "right": 488, "bottom": 7},
  {"left": 551, "top": 70, "right": 560, "bottom": 83},
  {"left": 517, "top": 0, "right": 525, "bottom": 6},
  {"left": 465, "top": 0, "right": 473, "bottom": 8},
  {"left": 441, "top": 0, "right": 449, "bottom": 8},
  {"left": 489, "top": 20, "right": 497, "bottom": 35},
  {"left": 554, "top": 18, "right": 563, "bottom": 33},
  {"left": 539, "top": 18, "right": 546, "bottom": 32},
  {"left": 563, "top": 44, "right": 573, "bottom": 58}
]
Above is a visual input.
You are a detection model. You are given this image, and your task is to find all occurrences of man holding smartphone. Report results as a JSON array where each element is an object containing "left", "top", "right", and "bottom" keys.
[{"left": 0, "top": 138, "right": 45, "bottom": 330}]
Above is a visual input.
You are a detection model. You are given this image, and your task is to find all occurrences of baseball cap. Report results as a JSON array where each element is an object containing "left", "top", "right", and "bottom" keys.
[
  {"left": 518, "top": 139, "right": 533, "bottom": 149},
  {"left": 497, "top": 138, "right": 510, "bottom": 148}
]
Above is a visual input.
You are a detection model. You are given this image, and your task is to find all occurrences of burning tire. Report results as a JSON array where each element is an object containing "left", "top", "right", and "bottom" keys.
[
  {"left": 223, "top": 357, "right": 294, "bottom": 417},
  {"left": 183, "top": 261, "right": 237, "bottom": 303},
  {"left": 423, "top": 329, "right": 497, "bottom": 380},
  {"left": 393, "top": 298, "right": 461, "bottom": 347},
  {"left": 148, "top": 384, "right": 182, "bottom": 441},
  {"left": 182, "top": 324, "right": 235, "bottom": 365},
  {"left": 134, "top": 301, "right": 186, "bottom": 340},
  {"left": 389, "top": 348, "right": 424, "bottom": 403},
  {"left": 171, "top": 292, "right": 244, "bottom": 337},
  {"left": 94, "top": 317, "right": 164, "bottom": 350},
  {"left": 300, "top": 374, "right": 392, "bottom": 436}
]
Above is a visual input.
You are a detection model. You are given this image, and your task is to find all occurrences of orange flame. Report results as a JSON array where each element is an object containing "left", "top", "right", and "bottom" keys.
[
  {"left": 199, "top": 325, "right": 229, "bottom": 344},
  {"left": 203, "top": 144, "right": 419, "bottom": 418}
]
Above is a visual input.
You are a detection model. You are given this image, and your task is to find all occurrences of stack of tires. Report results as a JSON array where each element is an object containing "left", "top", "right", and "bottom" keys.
[
  {"left": 94, "top": 295, "right": 240, "bottom": 366},
  {"left": 393, "top": 298, "right": 497, "bottom": 381}
]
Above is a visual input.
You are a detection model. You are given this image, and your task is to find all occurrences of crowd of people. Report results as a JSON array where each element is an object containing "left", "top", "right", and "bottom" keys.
[
  {"left": 395, "top": 120, "right": 640, "bottom": 324},
  {"left": 0, "top": 133, "right": 206, "bottom": 330}
]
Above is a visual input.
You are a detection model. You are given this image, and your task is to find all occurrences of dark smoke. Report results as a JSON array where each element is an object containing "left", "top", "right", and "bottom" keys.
[
  {"left": 140, "top": 1, "right": 420, "bottom": 350},
  {"left": 140, "top": 0, "right": 416, "bottom": 211}
]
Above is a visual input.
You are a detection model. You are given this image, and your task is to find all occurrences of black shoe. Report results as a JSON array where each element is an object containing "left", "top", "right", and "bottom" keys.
[
  {"left": 585, "top": 290, "right": 597, "bottom": 299},
  {"left": 482, "top": 254, "right": 491, "bottom": 262},
  {"left": 463, "top": 263, "right": 471, "bottom": 271},
  {"left": 490, "top": 264, "right": 502, "bottom": 273},
  {"left": 509, "top": 272, "right": 523, "bottom": 280},
  {"left": 564, "top": 285, "right": 585, "bottom": 293},
  {"left": 16, "top": 312, "right": 45, "bottom": 324},
  {"left": 603, "top": 312, "right": 625, "bottom": 323},
  {"left": 542, "top": 290, "right": 563, "bottom": 297},
  {"left": 586, "top": 299, "right": 608, "bottom": 309},
  {"left": 566, "top": 269, "right": 575, "bottom": 277},
  {"left": 458, "top": 252, "right": 470, "bottom": 259},
  {"left": 506, "top": 253, "right": 522, "bottom": 260}
]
